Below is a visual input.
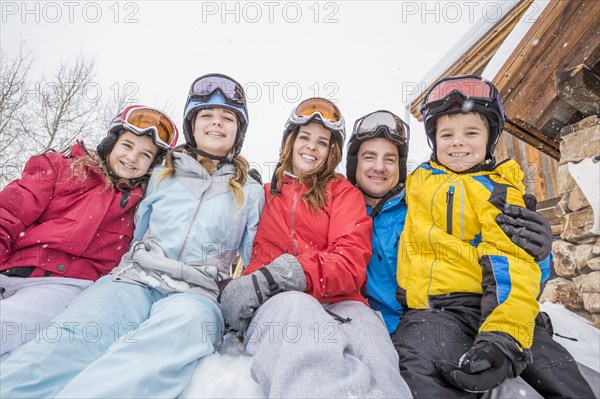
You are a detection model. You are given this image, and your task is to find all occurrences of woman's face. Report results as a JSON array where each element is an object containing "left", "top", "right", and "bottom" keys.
[
  {"left": 291, "top": 122, "right": 332, "bottom": 177},
  {"left": 193, "top": 107, "right": 238, "bottom": 157}
]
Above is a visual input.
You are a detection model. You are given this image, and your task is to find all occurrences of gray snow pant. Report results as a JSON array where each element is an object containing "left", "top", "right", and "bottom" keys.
[{"left": 244, "top": 291, "right": 412, "bottom": 398}]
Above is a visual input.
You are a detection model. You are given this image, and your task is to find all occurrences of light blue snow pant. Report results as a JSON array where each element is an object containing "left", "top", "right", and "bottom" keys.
[
  {"left": 0, "top": 275, "right": 223, "bottom": 399},
  {"left": 244, "top": 291, "right": 412, "bottom": 398}
]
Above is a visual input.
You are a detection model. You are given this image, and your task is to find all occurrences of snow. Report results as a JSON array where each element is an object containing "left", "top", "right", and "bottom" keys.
[
  {"left": 180, "top": 301, "right": 599, "bottom": 398},
  {"left": 568, "top": 157, "right": 600, "bottom": 234}
]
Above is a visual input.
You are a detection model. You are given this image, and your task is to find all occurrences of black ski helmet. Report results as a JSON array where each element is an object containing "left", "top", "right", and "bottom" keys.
[
  {"left": 421, "top": 74, "right": 505, "bottom": 163},
  {"left": 346, "top": 110, "right": 410, "bottom": 187}
]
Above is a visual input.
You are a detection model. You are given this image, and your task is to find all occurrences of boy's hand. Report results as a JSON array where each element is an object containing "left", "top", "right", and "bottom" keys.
[
  {"left": 436, "top": 341, "right": 513, "bottom": 393},
  {"left": 496, "top": 202, "right": 552, "bottom": 261}
]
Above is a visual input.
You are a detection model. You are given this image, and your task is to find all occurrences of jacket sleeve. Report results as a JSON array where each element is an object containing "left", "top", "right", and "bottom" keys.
[
  {"left": 239, "top": 182, "right": 265, "bottom": 267},
  {"left": 473, "top": 178, "right": 541, "bottom": 349},
  {"left": 297, "top": 180, "right": 373, "bottom": 301},
  {"left": 0, "top": 154, "right": 58, "bottom": 262}
]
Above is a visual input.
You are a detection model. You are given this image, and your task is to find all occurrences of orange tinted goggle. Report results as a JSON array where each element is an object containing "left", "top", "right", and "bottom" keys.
[
  {"left": 294, "top": 98, "right": 342, "bottom": 123},
  {"left": 121, "top": 106, "right": 179, "bottom": 150}
]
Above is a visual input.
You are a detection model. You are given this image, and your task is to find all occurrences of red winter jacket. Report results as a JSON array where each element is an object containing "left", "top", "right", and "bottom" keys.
[
  {"left": 245, "top": 174, "right": 372, "bottom": 304},
  {"left": 0, "top": 143, "right": 144, "bottom": 280}
]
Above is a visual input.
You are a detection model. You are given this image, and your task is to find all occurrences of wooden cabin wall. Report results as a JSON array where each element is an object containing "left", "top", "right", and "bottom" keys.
[{"left": 495, "top": 132, "right": 559, "bottom": 202}]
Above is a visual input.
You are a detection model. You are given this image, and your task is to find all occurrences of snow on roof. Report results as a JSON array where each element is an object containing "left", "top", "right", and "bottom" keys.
[{"left": 405, "top": 0, "right": 553, "bottom": 109}]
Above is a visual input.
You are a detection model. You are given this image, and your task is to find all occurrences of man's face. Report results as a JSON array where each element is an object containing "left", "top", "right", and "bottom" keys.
[{"left": 355, "top": 137, "right": 400, "bottom": 207}]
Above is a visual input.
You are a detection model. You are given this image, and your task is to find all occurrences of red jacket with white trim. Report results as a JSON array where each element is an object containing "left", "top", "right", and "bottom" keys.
[
  {"left": 0, "top": 143, "right": 144, "bottom": 280},
  {"left": 245, "top": 174, "right": 372, "bottom": 304}
]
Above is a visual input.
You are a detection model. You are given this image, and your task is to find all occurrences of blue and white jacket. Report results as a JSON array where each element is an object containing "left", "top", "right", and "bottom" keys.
[{"left": 112, "top": 151, "right": 265, "bottom": 304}]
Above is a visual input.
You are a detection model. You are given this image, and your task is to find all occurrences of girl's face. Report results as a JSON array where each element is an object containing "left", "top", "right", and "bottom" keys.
[
  {"left": 107, "top": 131, "right": 159, "bottom": 179},
  {"left": 291, "top": 122, "right": 332, "bottom": 177},
  {"left": 435, "top": 113, "right": 489, "bottom": 172},
  {"left": 193, "top": 108, "right": 238, "bottom": 157}
]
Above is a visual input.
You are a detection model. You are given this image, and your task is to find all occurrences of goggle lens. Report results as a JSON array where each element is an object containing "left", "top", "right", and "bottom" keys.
[
  {"left": 355, "top": 111, "right": 409, "bottom": 142},
  {"left": 295, "top": 98, "right": 342, "bottom": 124},
  {"left": 190, "top": 75, "right": 245, "bottom": 103},
  {"left": 425, "top": 77, "right": 494, "bottom": 104},
  {"left": 123, "top": 107, "right": 178, "bottom": 149}
]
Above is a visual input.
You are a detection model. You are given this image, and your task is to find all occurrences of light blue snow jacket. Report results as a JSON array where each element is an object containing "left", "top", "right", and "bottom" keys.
[
  {"left": 365, "top": 190, "right": 406, "bottom": 334},
  {"left": 112, "top": 152, "right": 265, "bottom": 303}
]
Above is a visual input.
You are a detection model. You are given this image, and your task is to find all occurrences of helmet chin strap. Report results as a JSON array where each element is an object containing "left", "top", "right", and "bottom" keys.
[
  {"left": 367, "top": 183, "right": 404, "bottom": 219},
  {"left": 187, "top": 145, "right": 233, "bottom": 165}
]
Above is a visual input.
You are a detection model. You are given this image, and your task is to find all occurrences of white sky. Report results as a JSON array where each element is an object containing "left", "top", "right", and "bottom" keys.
[{"left": 1, "top": 0, "right": 511, "bottom": 177}]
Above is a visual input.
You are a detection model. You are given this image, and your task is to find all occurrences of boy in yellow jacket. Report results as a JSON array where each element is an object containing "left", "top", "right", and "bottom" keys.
[{"left": 395, "top": 75, "right": 541, "bottom": 396}]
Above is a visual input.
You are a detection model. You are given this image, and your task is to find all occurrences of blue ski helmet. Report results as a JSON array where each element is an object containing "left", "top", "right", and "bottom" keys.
[{"left": 183, "top": 73, "right": 249, "bottom": 155}]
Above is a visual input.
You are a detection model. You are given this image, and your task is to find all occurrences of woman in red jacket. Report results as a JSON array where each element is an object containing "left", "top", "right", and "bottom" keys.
[
  {"left": 0, "top": 105, "right": 177, "bottom": 357},
  {"left": 221, "top": 98, "right": 411, "bottom": 398}
]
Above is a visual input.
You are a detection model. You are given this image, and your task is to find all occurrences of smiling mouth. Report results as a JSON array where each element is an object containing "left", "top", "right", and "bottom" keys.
[
  {"left": 120, "top": 161, "right": 136, "bottom": 171},
  {"left": 449, "top": 152, "right": 469, "bottom": 157},
  {"left": 206, "top": 131, "right": 225, "bottom": 137},
  {"left": 367, "top": 175, "right": 387, "bottom": 181},
  {"left": 300, "top": 154, "right": 317, "bottom": 162}
]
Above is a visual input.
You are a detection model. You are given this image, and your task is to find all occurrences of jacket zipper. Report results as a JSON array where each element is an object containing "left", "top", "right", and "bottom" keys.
[
  {"left": 176, "top": 191, "right": 206, "bottom": 262},
  {"left": 446, "top": 186, "right": 455, "bottom": 235},
  {"left": 289, "top": 186, "right": 299, "bottom": 255}
]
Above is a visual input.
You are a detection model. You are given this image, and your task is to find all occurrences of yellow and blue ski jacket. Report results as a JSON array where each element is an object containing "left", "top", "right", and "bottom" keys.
[{"left": 396, "top": 159, "right": 540, "bottom": 348}]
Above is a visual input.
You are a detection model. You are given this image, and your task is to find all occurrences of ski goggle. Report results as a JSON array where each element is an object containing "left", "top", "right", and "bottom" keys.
[
  {"left": 289, "top": 97, "right": 344, "bottom": 132},
  {"left": 353, "top": 110, "right": 409, "bottom": 145},
  {"left": 188, "top": 74, "right": 245, "bottom": 106},
  {"left": 421, "top": 75, "right": 503, "bottom": 119},
  {"left": 424, "top": 75, "right": 497, "bottom": 104},
  {"left": 114, "top": 106, "right": 179, "bottom": 151}
]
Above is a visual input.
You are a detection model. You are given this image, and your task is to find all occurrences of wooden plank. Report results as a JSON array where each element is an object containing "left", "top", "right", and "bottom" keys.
[
  {"left": 409, "top": 0, "right": 532, "bottom": 120},
  {"left": 496, "top": 0, "right": 600, "bottom": 140}
]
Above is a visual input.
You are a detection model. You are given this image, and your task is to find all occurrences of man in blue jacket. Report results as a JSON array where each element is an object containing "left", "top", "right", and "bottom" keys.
[{"left": 346, "top": 110, "right": 597, "bottom": 398}]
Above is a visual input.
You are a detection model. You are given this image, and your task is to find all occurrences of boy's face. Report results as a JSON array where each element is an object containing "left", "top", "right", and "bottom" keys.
[
  {"left": 435, "top": 113, "right": 489, "bottom": 172},
  {"left": 193, "top": 107, "right": 238, "bottom": 157},
  {"left": 107, "top": 131, "right": 159, "bottom": 179},
  {"left": 355, "top": 137, "right": 399, "bottom": 207}
]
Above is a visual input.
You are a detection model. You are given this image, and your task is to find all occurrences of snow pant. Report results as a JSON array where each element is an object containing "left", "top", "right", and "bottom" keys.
[
  {"left": 487, "top": 312, "right": 598, "bottom": 399},
  {"left": 0, "top": 275, "right": 224, "bottom": 399},
  {"left": 392, "top": 307, "right": 596, "bottom": 398},
  {"left": 0, "top": 274, "right": 93, "bottom": 356},
  {"left": 244, "top": 291, "right": 412, "bottom": 398}
]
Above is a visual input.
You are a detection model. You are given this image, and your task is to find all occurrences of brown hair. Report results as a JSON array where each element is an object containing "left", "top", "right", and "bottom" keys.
[
  {"left": 157, "top": 145, "right": 248, "bottom": 208},
  {"left": 274, "top": 127, "right": 342, "bottom": 211},
  {"left": 39, "top": 143, "right": 137, "bottom": 191}
]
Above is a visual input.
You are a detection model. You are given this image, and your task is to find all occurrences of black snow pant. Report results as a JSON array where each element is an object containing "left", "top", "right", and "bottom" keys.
[
  {"left": 392, "top": 308, "right": 596, "bottom": 398},
  {"left": 516, "top": 312, "right": 597, "bottom": 398}
]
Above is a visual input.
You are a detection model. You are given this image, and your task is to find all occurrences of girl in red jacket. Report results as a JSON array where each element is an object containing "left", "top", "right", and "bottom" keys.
[
  {"left": 220, "top": 98, "right": 412, "bottom": 398},
  {"left": 0, "top": 105, "right": 177, "bottom": 356}
]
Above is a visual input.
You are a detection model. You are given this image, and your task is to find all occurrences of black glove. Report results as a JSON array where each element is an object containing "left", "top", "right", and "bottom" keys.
[
  {"left": 496, "top": 199, "right": 552, "bottom": 261},
  {"left": 219, "top": 254, "right": 306, "bottom": 334},
  {"left": 436, "top": 340, "right": 513, "bottom": 393}
]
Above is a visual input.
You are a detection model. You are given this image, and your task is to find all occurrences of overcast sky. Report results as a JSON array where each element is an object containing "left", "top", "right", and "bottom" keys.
[{"left": 2, "top": 0, "right": 514, "bottom": 176}]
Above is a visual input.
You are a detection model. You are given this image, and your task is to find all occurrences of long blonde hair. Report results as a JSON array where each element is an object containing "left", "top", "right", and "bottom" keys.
[
  {"left": 157, "top": 145, "right": 248, "bottom": 207},
  {"left": 274, "top": 127, "right": 342, "bottom": 210}
]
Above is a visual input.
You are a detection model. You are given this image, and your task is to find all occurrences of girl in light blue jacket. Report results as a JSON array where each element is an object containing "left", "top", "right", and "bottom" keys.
[{"left": 0, "top": 74, "right": 265, "bottom": 399}]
